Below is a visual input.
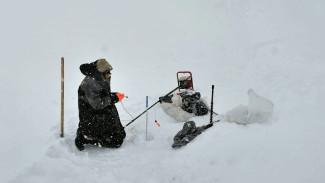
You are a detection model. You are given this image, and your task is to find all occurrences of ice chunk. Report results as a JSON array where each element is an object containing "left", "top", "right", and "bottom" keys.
[
  {"left": 226, "top": 89, "right": 274, "bottom": 124},
  {"left": 247, "top": 89, "right": 274, "bottom": 123},
  {"left": 226, "top": 104, "right": 248, "bottom": 124}
]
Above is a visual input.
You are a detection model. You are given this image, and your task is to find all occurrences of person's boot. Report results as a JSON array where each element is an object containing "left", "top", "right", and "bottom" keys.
[
  {"left": 75, "top": 128, "right": 86, "bottom": 151},
  {"left": 75, "top": 135, "right": 86, "bottom": 151}
]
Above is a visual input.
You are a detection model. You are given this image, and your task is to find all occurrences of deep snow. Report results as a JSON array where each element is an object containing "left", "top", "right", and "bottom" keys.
[{"left": 1, "top": 0, "right": 325, "bottom": 182}]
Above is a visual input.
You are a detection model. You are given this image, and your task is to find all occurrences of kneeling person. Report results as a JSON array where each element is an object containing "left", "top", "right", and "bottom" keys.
[{"left": 75, "top": 59, "right": 125, "bottom": 151}]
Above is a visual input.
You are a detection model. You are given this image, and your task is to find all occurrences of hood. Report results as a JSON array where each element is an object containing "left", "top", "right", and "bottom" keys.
[
  {"left": 80, "top": 59, "right": 113, "bottom": 76},
  {"left": 80, "top": 62, "right": 97, "bottom": 76}
]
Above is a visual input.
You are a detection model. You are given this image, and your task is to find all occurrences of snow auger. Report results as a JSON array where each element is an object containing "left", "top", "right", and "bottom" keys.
[
  {"left": 160, "top": 71, "right": 209, "bottom": 121},
  {"left": 124, "top": 76, "right": 192, "bottom": 127},
  {"left": 124, "top": 72, "right": 209, "bottom": 127}
]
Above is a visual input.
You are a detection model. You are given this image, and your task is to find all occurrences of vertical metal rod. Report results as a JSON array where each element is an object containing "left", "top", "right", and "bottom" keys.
[
  {"left": 210, "top": 85, "right": 214, "bottom": 124},
  {"left": 60, "top": 57, "right": 65, "bottom": 137},
  {"left": 145, "top": 96, "right": 148, "bottom": 141}
]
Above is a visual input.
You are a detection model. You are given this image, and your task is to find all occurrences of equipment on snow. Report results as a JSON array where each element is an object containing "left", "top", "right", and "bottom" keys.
[
  {"left": 172, "top": 121, "right": 213, "bottom": 148},
  {"left": 160, "top": 71, "right": 209, "bottom": 121},
  {"left": 172, "top": 85, "right": 216, "bottom": 148},
  {"left": 180, "top": 91, "right": 208, "bottom": 116},
  {"left": 124, "top": 76, "right": 192, "bottom": 127},
  {"left": 177, "top": 71, "right": 194, "bottom": 91}
]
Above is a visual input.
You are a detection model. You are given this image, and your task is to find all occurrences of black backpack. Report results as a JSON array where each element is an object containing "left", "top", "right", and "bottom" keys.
[{"left": 180, "top": 92, "right": 208, "bottom": 116}]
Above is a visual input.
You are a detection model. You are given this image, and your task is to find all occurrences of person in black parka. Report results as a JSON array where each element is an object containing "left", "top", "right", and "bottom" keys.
[{"left": 75, "top": 59, "right": 126, "bottom": 151}]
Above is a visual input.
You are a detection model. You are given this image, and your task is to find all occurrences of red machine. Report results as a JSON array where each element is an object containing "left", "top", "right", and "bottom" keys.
[{"left": 177, "top": 71, "right": 194, "bottom": 91}]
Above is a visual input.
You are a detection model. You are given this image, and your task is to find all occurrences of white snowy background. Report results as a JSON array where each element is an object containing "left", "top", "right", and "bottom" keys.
[{"left": 1, "top": 0, "right": 325, "bottom": 182}]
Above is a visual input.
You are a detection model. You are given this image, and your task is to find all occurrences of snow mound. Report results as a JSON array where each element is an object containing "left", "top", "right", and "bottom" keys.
[
  {"left": 226, "top": 89, "right": 274, "bottom": 124},
  {"left": 160, "top": 92, "right": 195, "bottom": 122},
  {"left": 160, "top": 103, "right": 195, "bottom": 122}
]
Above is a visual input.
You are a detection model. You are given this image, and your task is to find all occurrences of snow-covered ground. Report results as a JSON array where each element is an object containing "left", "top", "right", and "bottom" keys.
[{"left": 1, "top": 0, "right": 325, "bottom": 182}]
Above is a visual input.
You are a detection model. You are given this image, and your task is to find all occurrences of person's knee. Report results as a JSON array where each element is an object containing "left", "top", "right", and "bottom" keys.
[{"left": 100, "top": 136, "right": 124, "bottom": 148}]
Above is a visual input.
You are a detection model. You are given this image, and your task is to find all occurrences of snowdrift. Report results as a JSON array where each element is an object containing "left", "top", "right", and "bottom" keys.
[{"left": 226, "top": 89, "right": 274, "bottom": 124}]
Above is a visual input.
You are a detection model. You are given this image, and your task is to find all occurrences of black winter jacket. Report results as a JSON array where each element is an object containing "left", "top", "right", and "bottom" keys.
[{"left": 77, "top": 64, "right": 126, "bottom": 147}]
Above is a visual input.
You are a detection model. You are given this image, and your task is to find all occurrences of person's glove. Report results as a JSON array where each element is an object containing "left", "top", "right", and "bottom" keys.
[
  {"left": 205, "top": 123, "right": 214, "bottom": 129},
  {"left": 116, "top": 93, "right": 125, "bottom": 102}
]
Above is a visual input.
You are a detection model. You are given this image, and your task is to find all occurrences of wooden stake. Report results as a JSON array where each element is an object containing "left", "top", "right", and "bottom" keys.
[{"left": 60, "top": 57, "right": 64, "bottom": 137}]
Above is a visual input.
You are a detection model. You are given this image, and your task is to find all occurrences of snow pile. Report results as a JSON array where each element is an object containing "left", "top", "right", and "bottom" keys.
[
  {"left": 247, "top": 89, "right": 274, "bottom": 123},
  {"left": 160, "top": 102, "right": 195, "bottom": 122},
  {"left": 226, "top": 89, "right": 274, "bottom": 124}
]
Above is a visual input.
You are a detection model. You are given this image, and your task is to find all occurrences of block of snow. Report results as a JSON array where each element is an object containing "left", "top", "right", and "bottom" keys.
[
  {"left": 226, "top": 89, "right": 274, "bottom": 124},
  {"left": 226, "top": 104, "right": 248, "bottom": 124},
  {"left": 247, "top": 89, "right": 274, "bottom": 123}
]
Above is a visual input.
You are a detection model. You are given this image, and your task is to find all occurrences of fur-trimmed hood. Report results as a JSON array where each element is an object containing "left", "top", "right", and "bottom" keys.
[{"left": 80, "top": 59, "right": 113, "bottom": 76}]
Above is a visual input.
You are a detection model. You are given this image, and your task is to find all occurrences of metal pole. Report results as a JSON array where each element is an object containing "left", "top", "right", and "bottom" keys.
[
  {"left": 60, "top": 57, "right": 64, "bottom": 137},
  {"left": 146, "top": 96, "right": 148, "bottom": 141},
  {"left": 210, "top": 85, "right": 214, "bottom": 124}
]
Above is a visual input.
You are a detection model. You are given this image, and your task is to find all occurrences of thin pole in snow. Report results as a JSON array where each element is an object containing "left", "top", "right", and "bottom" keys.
[
  {"left": 210, "top": 85, "right": 214, "bottom": 124},
  {"left": 146, "top": 96, "right": 148, "bottom": 141},
  {"left": 60, "top": 57, "right": 64, "bottom": 138}
]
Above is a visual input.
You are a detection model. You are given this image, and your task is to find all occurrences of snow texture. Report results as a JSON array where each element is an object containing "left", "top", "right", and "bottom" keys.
[{"left": 1, "top": 0, "right": 325, "bottom": 183}]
